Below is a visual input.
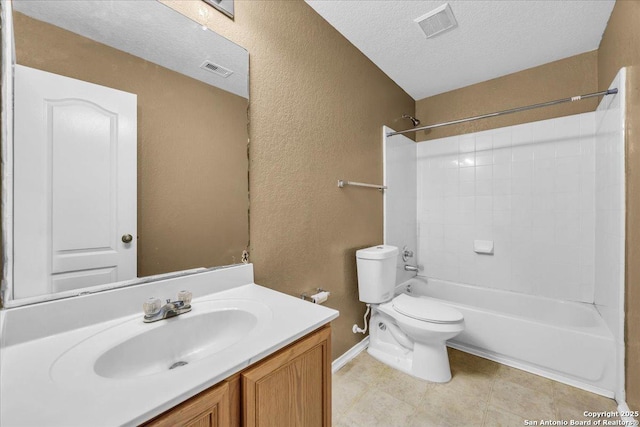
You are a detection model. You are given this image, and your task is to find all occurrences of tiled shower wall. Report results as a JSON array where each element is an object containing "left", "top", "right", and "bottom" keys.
[
  {"left": 383, "top": 127, "right": 417, "bottom": 286},
  {"left": 416, "top": 112, "right": 597, "bottom": 302}
]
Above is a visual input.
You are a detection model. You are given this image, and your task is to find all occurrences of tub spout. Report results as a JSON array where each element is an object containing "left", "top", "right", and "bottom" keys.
[{"left": 404, "top": 265, "right": 419, "bottom": 272}]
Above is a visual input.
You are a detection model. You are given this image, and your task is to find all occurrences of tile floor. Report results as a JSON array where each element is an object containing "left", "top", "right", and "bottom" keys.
[{"left": 333, "top": 348, "right": 619, "bottom": 427}]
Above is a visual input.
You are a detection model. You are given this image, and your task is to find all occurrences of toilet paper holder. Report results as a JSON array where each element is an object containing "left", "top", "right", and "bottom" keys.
[{"left": 301, "top": 288, "right": 330, "bottom": 304}]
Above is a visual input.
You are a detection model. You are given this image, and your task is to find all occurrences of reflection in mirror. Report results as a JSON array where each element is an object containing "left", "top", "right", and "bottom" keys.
[
  {"left": 5, "top": 0, "right": 249, "bottom": 304},
  {"left": 203, "top": 0, "right": 235, "bottom": 19}
]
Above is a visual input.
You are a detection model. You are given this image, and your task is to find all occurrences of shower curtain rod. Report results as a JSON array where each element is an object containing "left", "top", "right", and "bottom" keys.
[{"left": 386, "top": 88, "right": 618, "bottom": 137}]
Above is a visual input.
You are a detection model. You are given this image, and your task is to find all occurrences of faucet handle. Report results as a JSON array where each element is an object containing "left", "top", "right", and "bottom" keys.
[
  {"left": 177, "top": 290, "right": 192, "bottom": 306},
  {"left": 143, "top": 297, "right": 162, "bottom": 316},
  {"left": 402, "top": 246, "right": 414, "bottom": 262}
]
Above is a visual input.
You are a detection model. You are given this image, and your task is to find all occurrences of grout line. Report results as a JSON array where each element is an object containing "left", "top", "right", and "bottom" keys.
[
  {"left": 481, "top": 368, "right": 499, "bottom": 426},
  {"left": 552, "top": 383, "right": 559, "bottom": 419},
  {"left": 332, "top": 378, "right": 367, "bottom": 421},
  {"left": 490, "top": 370, "right": 545, "bottom": 422},
  {"left": 346, "top": 385, "right": 367, "bottom": 412}
]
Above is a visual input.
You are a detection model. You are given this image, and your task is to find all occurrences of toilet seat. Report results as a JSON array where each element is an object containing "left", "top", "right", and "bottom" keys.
[{"left": 392, "top": 294, "right": 463, "bottom": 324}]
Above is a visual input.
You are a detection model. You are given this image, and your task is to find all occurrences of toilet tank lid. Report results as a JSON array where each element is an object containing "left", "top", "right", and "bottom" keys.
[
  {"left": 392, "top": 294, "right": 463, "bottom": 323},
  {"left": 356, "top": 245, "right": 398, "bottom": 260}
]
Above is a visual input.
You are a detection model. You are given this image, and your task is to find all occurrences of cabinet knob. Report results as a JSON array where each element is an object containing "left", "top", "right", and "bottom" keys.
[{"left": 122, "top": 234, "right": 133, "bottom": 243}]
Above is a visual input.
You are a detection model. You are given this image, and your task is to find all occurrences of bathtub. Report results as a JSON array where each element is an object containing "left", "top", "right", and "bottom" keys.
[{"left": 399, "top": 277, "right": 616, "bottom": 397}]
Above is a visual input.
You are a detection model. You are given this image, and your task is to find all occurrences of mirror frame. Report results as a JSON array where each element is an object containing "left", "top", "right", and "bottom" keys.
[{"left": 0, "top": 0, "right": 250, "bottom": 308}]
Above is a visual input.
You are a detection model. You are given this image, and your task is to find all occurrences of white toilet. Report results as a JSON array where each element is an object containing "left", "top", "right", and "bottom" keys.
[{"left": 356, "top": 245, "right": 464, "bottom": 383}]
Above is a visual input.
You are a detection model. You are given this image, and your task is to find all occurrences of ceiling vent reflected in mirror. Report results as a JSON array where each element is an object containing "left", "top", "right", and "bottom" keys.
[
  {"left": 12, "top": 0, "right": 248, "bottom": 98},
  {"left": 200, "top": 60, "right": 234, "bottom": 78},
  {"left": 415, "top": 3, "right": 458, "bottom": 39}
]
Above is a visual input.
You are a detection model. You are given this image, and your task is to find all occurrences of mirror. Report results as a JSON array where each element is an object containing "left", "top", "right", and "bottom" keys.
[{"left": 2, "top": 0, "right": 249, "bottom": 305}]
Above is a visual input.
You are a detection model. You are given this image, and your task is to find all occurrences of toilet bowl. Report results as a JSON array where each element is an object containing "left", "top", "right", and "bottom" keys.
[
  {"left": 355, "top": 245, "right": 464, "bottom": 383},
  {"left": 373, "top": 294, "right": 464, "bottom": 382}
]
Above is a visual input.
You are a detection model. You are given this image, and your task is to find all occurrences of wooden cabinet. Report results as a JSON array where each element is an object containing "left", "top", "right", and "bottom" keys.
[
  {"left": 242, "top": 325, "right": 331, "bottom": 427},
  {"left": 142, "top": 325, "right": 331, "bottom": 427},
  {"left": 144, "top": 381, "right": 231, "bottom": 427}
]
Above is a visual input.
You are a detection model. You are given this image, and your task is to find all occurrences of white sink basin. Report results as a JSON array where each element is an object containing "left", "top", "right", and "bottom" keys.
[
  {"left": 50, "top": 299, "right": 273, "bottom": 382},
  {"left": 95, "top": 309, "right": 258, "bottom": 378}
]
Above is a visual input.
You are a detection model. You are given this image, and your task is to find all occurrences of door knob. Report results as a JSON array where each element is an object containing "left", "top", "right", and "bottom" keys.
[{"left": 122, "top": 234, "right": 133, "bottom": 243}]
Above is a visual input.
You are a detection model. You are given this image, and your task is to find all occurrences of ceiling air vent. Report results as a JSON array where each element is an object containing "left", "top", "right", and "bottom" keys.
[
  {"left": 200, "top": 60, "right": 234, "bottom": 78},
  {"left": 415, "top": 3, "right": 458, "bottom": 39}
]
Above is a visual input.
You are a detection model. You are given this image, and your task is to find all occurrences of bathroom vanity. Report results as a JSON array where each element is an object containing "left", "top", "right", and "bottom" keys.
[
  {"left": 144, "top": 325, "right": 331, "bottom": 427},
  {"left": 0, "top": 265, "right": 338, "bottom": 426}
]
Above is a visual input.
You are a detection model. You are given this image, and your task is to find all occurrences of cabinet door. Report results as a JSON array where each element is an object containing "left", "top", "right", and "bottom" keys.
[
  {"left": 144, "top": 381, "right": 230, "bottom": 427},
  {"left": 242, "top": 326, "right": 331, "bottom": 427}
]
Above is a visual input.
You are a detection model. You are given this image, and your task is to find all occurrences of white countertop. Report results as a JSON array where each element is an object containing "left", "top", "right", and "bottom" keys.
[{"left": 0, "top": 272, "right": 338, "bottom": 427}]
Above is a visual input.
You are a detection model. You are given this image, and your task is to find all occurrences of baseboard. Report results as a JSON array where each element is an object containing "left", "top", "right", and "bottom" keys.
[
  {"left": 617, "top": 401, "right": 639, "bottom": 424},
  {"left": 332, "top": 336, "right": 369, "bottom": 374}
]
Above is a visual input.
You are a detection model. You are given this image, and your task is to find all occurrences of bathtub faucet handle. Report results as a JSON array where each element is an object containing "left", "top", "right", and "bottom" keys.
[{"left": 402, "top": 246, "right": 414, "bottom": 262}]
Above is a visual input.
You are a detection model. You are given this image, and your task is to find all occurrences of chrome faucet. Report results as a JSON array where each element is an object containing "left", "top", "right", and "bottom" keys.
[
  {"left": 143, "top": 291, "right": 192, "bottom": 323},
  {"left": 404, "top": 264, "right": 419, "bottom": 272}
]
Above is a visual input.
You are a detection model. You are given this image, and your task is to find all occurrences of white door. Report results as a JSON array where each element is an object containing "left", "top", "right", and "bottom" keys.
[{"left": 14, "top": 65, "right": 137, "bottom": 298}]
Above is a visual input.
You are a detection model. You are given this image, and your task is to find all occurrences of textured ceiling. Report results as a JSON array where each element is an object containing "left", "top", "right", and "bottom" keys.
[
  {"left": 305, "top": 0, "right": 615, "bottom": 100},
  {"left": 13, "top": 0, "right": 248, "bottom": 98}
]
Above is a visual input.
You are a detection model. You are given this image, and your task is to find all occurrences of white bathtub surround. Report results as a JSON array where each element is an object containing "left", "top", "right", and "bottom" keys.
[
  {"left": 401, "top": 277, "right": 615, "bottom": 396},
  {"left": 382, "top": 71, "right": 627, "bottom": 402},
  {"left": 594, "top": 69, "right": 626, "bottom": 401},
  {"left": 416, "top": 111, "right": 597, "bottom": 302},
  {"left": 383, "top": 126, "right": 417, "bottom": 285},
  {"left": 0, "top": 264, "right": 339, "bottom": 426}
]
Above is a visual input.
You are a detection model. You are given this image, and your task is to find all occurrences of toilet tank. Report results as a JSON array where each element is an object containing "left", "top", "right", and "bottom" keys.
[{"left": 355, "top": 245, "right": 398, "bottom": 304}]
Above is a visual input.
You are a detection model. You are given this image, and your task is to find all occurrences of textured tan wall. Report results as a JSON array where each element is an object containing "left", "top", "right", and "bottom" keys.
[
  {"left": 13, "top": 12, "right": 249, "bottom": 277},
  {"left": 415, "top": 51, "right": 598, "bottom": 141},
  {"left": 162, "top": 0, "right": 414, "bottom": 359},
  {"left": 598, "top": 0, "right": 640, "bottom": 411}
]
